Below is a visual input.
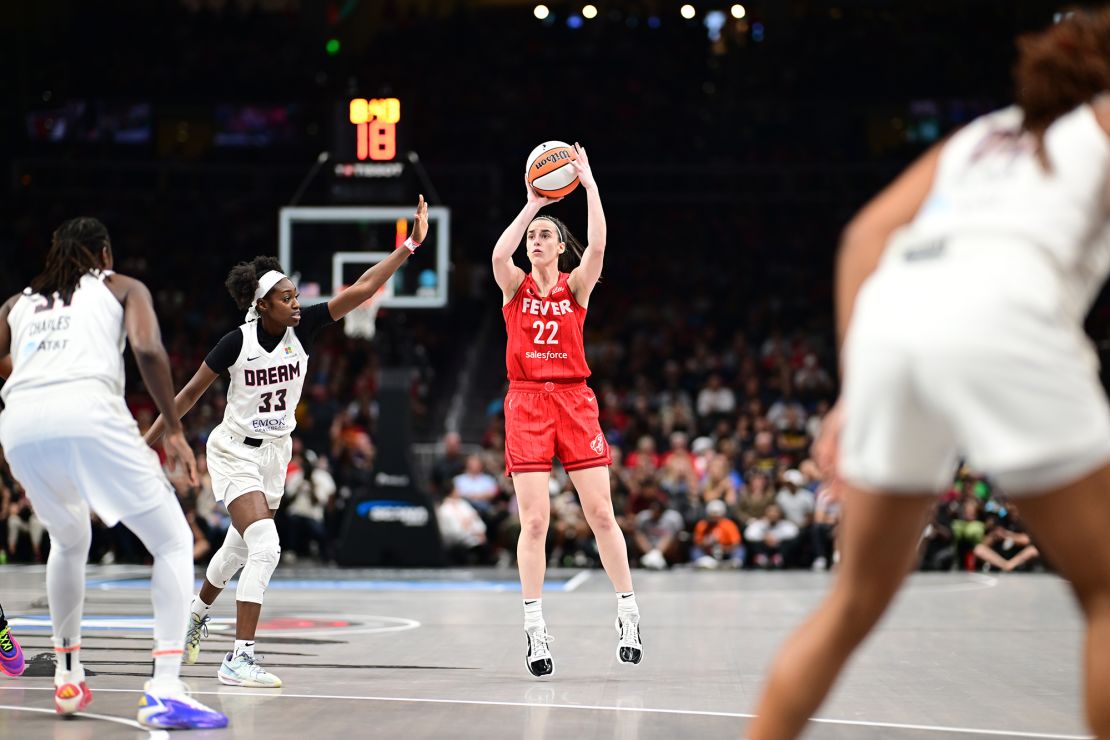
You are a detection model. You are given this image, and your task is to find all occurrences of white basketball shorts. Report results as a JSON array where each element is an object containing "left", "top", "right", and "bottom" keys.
[
  {"left": 205, "top": 423, "right": 292, "bottom": 510},
  {"left": 839, "top": 243, "right": 1110, "bottom": 496},
  {"left": 0, "top": 387, "right": 177, "bottom": 527}
]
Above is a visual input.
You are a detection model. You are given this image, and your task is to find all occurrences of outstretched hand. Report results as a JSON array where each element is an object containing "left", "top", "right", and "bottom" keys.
[
  {"left": 570, "top": 142, "right": 596, "bottom": 190},
  {"left": 412, "top": 194, "right": 429, "bottom": 244},
  {"left": 525, "top": 170, "right": 564, "bottom": 208}
]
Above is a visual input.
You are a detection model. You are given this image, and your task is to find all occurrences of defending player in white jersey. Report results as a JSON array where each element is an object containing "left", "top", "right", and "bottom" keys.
[
  {"left": 749, "top": 10, "right": 1110, "bottom": 739},
  {"left": 0, "top": 217, "right": 226, "bottom": 729},
  {"left": 145, "top": 195, "right": 428, "bottom": 688}
]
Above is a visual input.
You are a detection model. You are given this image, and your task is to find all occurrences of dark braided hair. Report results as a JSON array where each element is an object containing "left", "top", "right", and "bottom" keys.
[
  {"left": 529, "top": 215, "right": 589, "bottom": 274},
  {"left": 30, "top": 218, "right": 111, "bottom": 302},
  {"left": 225, "top": 255, "right": 284, "bottom": 312}
]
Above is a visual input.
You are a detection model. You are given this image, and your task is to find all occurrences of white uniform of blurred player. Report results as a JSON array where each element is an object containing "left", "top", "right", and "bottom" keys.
[
  {"left": 750, "top": 11, "right": 1110, "bottom": 739},
  {"left": 0, "top": 217, "right": 226, "bottom": 729}
]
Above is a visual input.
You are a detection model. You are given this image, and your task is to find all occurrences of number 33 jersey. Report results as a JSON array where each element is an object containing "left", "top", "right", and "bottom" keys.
[
  {"left": 222, "top": 322, "right": 307, "bottom": 440},
  {"left": 502, "top": 272, "right": 591, "bottom": 382}
]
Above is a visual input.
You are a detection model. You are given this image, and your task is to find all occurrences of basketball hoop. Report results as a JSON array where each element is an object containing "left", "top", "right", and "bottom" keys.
[{"left": 343, "top": 281, "right": 393, "bottom": 340}]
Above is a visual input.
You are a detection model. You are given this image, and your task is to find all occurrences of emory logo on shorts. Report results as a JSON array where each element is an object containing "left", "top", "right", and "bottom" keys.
[{"left": 590, "top": 432, "right": 605, "bottom": 456}]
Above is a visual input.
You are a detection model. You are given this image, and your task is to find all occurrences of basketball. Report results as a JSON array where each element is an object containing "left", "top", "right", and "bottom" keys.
[{"left": 526, "top": 140, "right": 580, "bottom": 198}]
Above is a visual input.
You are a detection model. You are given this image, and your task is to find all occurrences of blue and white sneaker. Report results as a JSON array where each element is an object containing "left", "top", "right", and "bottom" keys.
[
  {"left": 218, "top": 651, "right": 282, "bottom": 688},
  {"left": 138, "top": 679, "right": 228, "bottom": 729}
]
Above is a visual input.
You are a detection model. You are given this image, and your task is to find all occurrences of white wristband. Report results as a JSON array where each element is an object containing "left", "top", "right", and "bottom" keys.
[{"left": 403, "top": 236, "right": 421, "bottom": 254}]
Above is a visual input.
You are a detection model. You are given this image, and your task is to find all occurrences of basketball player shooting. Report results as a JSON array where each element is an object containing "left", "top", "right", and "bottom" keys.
[
  {"left": 144, "top": 195, "right": 428, "bottom": 688},
  {"left": 493, "top": 143, "right": 643, "bottom": 677}
]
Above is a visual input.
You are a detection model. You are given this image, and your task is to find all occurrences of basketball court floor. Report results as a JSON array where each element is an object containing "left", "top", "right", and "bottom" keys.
[{"left": 0, "top": 565, "right": 1091, "bottom": 739}]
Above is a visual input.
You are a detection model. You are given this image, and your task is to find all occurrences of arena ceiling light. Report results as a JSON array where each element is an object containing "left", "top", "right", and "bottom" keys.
[
  {"left": 534, "top": 4, "right": 549, "bottom": 19},
  {"left": 680, "top": 4, "right": 696, "bottom": 19},
  {"left": 582, "top": 4, "right": 597, "bottom": 19},
  {"left": 731, "top": 4, "right": 746, "bottom": 19}
]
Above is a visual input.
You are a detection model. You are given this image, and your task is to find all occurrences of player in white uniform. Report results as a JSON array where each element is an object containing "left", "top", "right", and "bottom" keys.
[
  {"left": 145, "top": 195, "right": 428, "bottom": 687},
  {"left": 0, "top": 217, "right": 227, "bottom": 729},
  {"left": 749, "top": 11, "right": 1110, "bottom": 739}
]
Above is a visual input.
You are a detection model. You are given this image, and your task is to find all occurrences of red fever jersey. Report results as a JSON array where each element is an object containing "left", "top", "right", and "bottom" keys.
[
  {"left": 501, "top": 272, "right": 610, "bottom": 474},
  {"left": 502, "top": 272, "right": 591, "bottom": 381}
]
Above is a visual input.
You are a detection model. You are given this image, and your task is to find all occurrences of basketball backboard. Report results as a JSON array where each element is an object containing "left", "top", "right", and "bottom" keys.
[{"left": 278, "top": 206, "right": 450, "bottom": 308}]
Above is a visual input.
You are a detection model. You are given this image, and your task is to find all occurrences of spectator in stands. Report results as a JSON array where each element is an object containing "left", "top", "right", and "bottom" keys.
[
  {"left": 452, "top": 454, "right": 500, "bottom": 514},
  {"left": 744, "top": 504, "right": 800, "bottom": 569},
  {"left": 953, "top": 497, "right": 987, "bottom": 569},
  {"left": 751, "top": 431, "right": 779, "bottom": 474},
  {"left": 737, "top": 471, "right": 775, "bottom": 526},
  {"left": 793, "top": 352, "right": 834, "bottom": 402},
  {"left": 436, "top": 485, "right": 490, "bottom": 565},
  {"left": 634, "top": 497, "right": 685, "bottom": 570},
  {"left": 431, "top": 431, "right": 466, "bottom": 498},
  {"left": 774, "top": 406, "right": 810, "bottom": 465},
  {"left": 6, "top": 484, "right": 43, "bottom": 563},
  {"left": 920, "top": 500, "right": 957, "bottom": 571},
  {"left": 776, "top": 469, "right": 815, "bottom": 528},
  {"left": 700, "top": 453, "right": 741, "bottom": 509},
  {"left": 284, "top": 448, "right": 337, "bottom": 562},
  {"left": 974, "top": 504, "right": 1041, "bottom": 572},
  {"left": 696, "top": 373, "right": 736, "bottom": 431},
  {"left": 625, "top": 434, "right": 662, "bottom": 471},
  {"left": 691, "top": 500, "right": 743, "bottom": 569},
  {"left": 810, "top": 484, "right": 841, "bottom": 571}
]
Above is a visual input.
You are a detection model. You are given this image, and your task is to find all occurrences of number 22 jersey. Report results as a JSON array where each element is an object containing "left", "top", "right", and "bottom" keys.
[{"left": 502, "top": 272, "right": 592, "bottom": 382}]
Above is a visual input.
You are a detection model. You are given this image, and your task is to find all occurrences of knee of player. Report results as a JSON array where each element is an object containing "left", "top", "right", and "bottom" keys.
[
  {"left": 520, "top": 516, "right": 549, "bottom": 540},
  {"left": 585, "top": 506, "right": 617, "bottom": 531},
  {"left": 243, "top": 519, "right": 281, "bottom": 567}
]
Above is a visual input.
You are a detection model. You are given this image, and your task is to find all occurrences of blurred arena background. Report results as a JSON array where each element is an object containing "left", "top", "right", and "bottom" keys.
[{"left": 6, "top": 0, "right": 1101, "bottom": 571}]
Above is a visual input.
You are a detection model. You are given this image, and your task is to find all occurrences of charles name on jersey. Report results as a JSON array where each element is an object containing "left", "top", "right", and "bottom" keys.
[
  {"left": 521, "top": 297, "right": 574, "bottom": 316},
  {"left": 243, "top": 362, "right": 301, "bottom": 387}
]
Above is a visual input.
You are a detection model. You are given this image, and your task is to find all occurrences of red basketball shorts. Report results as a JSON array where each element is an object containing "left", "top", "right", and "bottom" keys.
[{"left": 504, "top": 380, "right": 611, "bottom": 475}]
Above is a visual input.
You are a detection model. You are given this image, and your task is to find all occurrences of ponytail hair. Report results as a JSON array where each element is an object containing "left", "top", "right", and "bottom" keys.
[
  {"left": 1014, "top": 7, "right": 1110, "bottom": 164},
  {"left": 225, "top": 255, "right": 284, "bottom": 312},
  {"left": 30, "top": 217, "right": 111, "bottom": 302},
  {"left": 530, "top": 215, "right": 588, "bottom": 274}
]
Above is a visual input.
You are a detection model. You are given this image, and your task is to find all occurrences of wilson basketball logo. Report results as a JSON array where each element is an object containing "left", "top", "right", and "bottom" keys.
[{"left": 526, "top": 140, "right": 580, "bottom": 198}]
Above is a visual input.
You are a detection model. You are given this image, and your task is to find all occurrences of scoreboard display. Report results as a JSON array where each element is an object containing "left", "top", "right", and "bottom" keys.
[{"left": 334, "top": 97, "right": 403, "bottom": 163}]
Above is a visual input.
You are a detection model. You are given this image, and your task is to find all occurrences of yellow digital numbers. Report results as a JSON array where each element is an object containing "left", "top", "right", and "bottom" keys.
[{"left": 349, "top": 98, "right": 400, "bottom": 161}]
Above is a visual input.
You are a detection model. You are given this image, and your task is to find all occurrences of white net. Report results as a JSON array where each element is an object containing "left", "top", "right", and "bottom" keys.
[{"left": 343, "top": 281, "right": 393, "bottom": 340}]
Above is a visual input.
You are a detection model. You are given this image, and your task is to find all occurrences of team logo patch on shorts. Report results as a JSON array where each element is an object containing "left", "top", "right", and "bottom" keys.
[{"left": 590, "top": 433, "right": 606, "bottom": 456}]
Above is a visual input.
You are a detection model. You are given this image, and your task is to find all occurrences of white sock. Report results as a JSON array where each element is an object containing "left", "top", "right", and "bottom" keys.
[
  {"left": 152, "top": 641, "right": 184, "bottom": 683},
  {"left": 234, "top": 639, "right": 256, "bottom": 658},
  {"left": 55, "top": 642, "right": 83, "bottom": 682},
  {"left": 617, "top": 592, "right": 639, "bottom": 617},
  {"left": 120, "top": 502, "right": 194, "bottom": 688},
  {"left": 190, "top": 594, "right": 212, "bottom": 619},
  {"left": 523, "top": 598, "right": 544, "bottom": 630}
]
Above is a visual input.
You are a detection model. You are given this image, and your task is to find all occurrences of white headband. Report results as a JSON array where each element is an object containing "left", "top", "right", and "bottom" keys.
[{"left": 245, "top": 270, "right": 288, "bottom": 321}]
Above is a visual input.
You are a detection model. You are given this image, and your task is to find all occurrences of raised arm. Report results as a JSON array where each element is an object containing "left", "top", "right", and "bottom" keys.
[
  {"left": 144, "top": 363, "right": 220, "bottom": 446},
  {"left": 112, "top": 275, "right": 198, "bottom": 486},
  {"left": 327, "top": 195, "right": 428, "bottom": 321},
  {"left": 566, "top": 144, "right": 606, "bottom": 306},
  {"left": 494, "top": 173, "right": 564, "bottom": 302}
]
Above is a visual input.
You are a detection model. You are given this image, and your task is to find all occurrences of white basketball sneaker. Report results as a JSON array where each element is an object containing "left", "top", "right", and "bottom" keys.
[{"left": 217, "top": 651, "right": 282, "bottom": 688}]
